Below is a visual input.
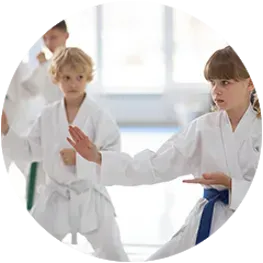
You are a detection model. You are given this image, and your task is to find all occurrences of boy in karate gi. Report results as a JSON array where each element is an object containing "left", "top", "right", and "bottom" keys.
[
  {"left": 67, "top": 45, "right": 261, "bottom": 260},
  {"left": 1, "top": 47, "right": 129, "bottom": 262},
  {"left": 22, "top": 20, "right": 69, "bottom": 103},
  {"left": 3, "top": 20, "right": 70, "bottom": 212}
]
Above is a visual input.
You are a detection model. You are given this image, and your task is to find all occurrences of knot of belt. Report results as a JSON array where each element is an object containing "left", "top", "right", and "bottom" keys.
[{"left": 48, "top": 180, "right": 90, "bottom": 245}]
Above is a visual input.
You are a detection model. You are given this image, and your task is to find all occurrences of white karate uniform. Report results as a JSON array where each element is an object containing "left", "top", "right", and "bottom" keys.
[
  {"left": 3, "top": 61, "right": 36, "bottom": 174},
  {"left": 21, "top": 60, "right": 63, "bottom": 104},
  {"left": 96, "top": 104, "right": 261, "bottom": 260},
  {"left": 2, "top": 95, "right": 129, "bottom": 262},
  {"left": 20, "top": 59, "right": 64, "bottom": 207}
]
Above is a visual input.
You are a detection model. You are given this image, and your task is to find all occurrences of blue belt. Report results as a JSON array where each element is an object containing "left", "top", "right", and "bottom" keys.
[{"left": 195, "top": 188, "right": 229, "bottom": 245}]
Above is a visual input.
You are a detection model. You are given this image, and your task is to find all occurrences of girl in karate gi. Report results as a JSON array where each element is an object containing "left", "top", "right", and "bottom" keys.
[
  {"left": 66, "top": 45, "right": 261, "bottom": 260},
  {"left": 1, "top": 47, "right": 129, "bottom": 262}
]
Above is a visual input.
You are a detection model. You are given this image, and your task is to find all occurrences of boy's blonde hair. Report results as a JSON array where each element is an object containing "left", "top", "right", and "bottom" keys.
[
  {"left": 49, "top": 47, "right": 94, "bottom": 83},
  {"left": 204, "top": 45, "right": 260, "bottom": 118}
]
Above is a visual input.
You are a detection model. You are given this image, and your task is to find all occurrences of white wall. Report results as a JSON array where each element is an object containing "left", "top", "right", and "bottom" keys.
[{"left": 94, "top": 83, "right": 212, "bottom": 126}]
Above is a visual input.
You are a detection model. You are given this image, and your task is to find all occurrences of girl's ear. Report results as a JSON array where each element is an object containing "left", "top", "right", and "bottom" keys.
[
  {"left": 249, "top": 77, "right": 255, "bottom": 86},
  {"left": 248, "top": 78, "right": 254, "bottom": 92}
]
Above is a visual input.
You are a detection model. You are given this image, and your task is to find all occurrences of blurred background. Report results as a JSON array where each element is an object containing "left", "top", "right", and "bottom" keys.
[{"left": 7, "top": 1, "right": 228, "bottom": 261}]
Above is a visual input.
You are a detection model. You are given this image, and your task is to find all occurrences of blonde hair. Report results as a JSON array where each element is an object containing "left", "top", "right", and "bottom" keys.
[
  {"left": 204, "top": 45, "right": 260, "bottom": 118},
  {"left": 49, "top": 47, "right": 94, "bottom": 83}
]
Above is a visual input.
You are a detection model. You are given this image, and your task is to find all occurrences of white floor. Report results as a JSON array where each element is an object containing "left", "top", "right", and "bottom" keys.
[{"left": 8, "top": 127, "right": 202, "bottom": 261}]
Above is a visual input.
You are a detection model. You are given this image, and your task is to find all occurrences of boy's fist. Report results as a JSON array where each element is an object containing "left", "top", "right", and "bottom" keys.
[
  {"left": 36, "top": 52, "right": 47, "bottom": 64},
  {"left": 60, "top": 148, "right": 76, "bottom": 166},
  {"left": 1, "top": 111, "right": 9, "bottom": 135}
]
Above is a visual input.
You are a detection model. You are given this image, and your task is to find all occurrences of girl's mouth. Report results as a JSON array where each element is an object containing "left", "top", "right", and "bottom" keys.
[{"left": 215, "top": 99, "right": 224, "bottom": 104}]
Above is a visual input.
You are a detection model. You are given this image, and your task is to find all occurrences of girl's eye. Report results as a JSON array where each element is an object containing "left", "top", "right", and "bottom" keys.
[
  {"left": 209, "top": 79, "right": 230, "bottom": 88},
  {"left": 77, "top": 75, "right": 84, "bottom": 81},
  {"left": 63, "top": 76, "right": 70, "bottom": 81}
]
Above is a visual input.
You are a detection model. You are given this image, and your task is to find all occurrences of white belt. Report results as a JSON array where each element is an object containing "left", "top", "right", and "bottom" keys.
[{"left": 45, "top": 178, "right": 92, "bottom": 244}]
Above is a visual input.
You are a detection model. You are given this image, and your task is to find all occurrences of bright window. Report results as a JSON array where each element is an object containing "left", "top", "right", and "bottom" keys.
[
  {"left": 101, "top": 2, "right": 165, "bottom": 93},
  {"left": 66, "top": 7, "right": 97, "bottom": 68},
  {"left": 173, "top": 10, "right": 228, "bottom": 83},
  {"left": 27, "top": 5, "right": 228, "bottom": 92}
]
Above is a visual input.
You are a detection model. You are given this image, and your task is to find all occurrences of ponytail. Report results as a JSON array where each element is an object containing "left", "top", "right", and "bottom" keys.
[{"left": 251, "top": 90, "right": 261, "bottom": 118}]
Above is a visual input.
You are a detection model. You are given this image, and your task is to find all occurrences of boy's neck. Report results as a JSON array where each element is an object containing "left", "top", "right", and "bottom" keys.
[
  {"left": 52, "top": 44, "right": 66, "bottom": 55},
  {"left": 64, "top": 93, "right": 86, "bottom": 109}
]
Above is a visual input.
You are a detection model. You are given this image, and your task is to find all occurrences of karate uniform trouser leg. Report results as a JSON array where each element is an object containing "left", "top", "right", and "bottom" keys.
[
  {"left": 0, "top": 152, "right": 12, "bottom": 176},
  {"left": 40, "top": 231, "right": 66, "bottom": 248},
  {"left": 82, "top": 216, "right": 129, "bottom": 262},
  {"left": 146, "top": 237, "right": 179, "bottom": 261},
  {"left": 24, "top": 209, "right": 65, "bottom": 248}
]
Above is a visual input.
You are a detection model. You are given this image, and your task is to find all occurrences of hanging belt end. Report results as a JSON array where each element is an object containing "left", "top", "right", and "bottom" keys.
[{"left": 71, "top": 233, "right": 78, "bottom": 245}]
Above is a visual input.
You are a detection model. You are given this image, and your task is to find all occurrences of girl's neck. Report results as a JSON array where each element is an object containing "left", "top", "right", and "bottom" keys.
[
  {"left": 226, "top": 100, "right": 250, "bottom": 131},
  {"left": 64, "top": 93, "right": 86, "bottom": 109}
]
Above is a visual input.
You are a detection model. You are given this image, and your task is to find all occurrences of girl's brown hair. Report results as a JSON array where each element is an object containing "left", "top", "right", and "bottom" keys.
[{"left": 204, "top": 45, "right": 260, "bottom": 118}]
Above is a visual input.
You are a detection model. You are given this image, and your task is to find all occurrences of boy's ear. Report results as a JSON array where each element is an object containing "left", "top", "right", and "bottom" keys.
[{"left": 51, "top": 76, "right": 58, "bottom": 85}]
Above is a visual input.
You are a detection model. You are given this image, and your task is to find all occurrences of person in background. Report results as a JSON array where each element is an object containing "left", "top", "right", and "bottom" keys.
[
  {"left": 21, "top": 19, "right": 69, "bottom": 210},
  {"left": 0, "top": 61, "right": 32, "bottom": 178}
]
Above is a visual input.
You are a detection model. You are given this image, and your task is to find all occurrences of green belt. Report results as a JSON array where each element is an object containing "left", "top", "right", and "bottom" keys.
[{"left": 26, "top": 162, "right": 38, "bottom": 211}]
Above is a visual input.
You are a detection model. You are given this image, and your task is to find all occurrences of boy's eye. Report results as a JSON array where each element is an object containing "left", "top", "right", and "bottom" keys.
[
  {"left": 63, "top": 76, "right": 70, "bottom": 81},
  {"left": 77, "top": 75, "right": 84, "bottom": 81}
]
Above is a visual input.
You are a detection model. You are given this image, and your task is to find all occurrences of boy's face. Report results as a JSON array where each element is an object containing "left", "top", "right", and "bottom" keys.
[
  {"left": 43, "top": 28, "right": 69, "bottom": 53},
  {"left": 58, "top": 65, "right": 87, "bottom": 99},
  {"left": 210, "top": 78, "right": 253, "bottom": 111}
]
